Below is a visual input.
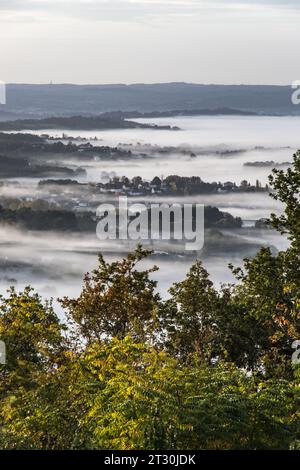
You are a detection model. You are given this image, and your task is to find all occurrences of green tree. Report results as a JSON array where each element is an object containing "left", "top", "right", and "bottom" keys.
[
  {"left": 269, "top": 150, "right": 300, "bottom": 249},
  {"left": 60, "top": 246, "right": 161, "bottom": 343},
  {"left": 0, "top": 286, "right": 65, "bottom": 394},
  {"left": 162, "top": 261, "right": 220, "bottom": 363},
  {"left": 230, "top": 248, "right": 300, "bottom": 378}
]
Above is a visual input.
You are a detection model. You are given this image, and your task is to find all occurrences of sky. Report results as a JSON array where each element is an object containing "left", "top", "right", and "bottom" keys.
[{"left": 0, "top": 0, "right": 300, "bottom": 84}]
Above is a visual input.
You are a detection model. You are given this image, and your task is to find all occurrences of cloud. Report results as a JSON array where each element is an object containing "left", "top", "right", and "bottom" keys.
[
  {"left": 1, "top": 0, "right": 300, "bottom": 84},
  {"left": 1, "top": 0, "right": 300, "bottom": 12},
  {"left": 0, "top": 0, "right": 299, "bottom": 24}
]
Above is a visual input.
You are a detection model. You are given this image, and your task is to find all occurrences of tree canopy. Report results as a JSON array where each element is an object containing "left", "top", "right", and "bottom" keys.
[{"left": 0, "top": 153, "right": 300, "bottom": 450}]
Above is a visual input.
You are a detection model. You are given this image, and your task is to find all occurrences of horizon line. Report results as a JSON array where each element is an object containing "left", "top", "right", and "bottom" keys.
[{"left": 3, "top": 82, "right": 293, "bottom": 88}]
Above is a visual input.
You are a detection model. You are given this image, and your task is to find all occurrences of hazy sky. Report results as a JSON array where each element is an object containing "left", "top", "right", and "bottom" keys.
[{"left": 0, "top": 0, "right": 300, "bottom": 84}]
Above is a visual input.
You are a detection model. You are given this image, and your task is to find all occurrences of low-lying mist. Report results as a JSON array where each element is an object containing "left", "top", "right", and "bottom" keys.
[
  {"left": 0, "top": 222, "right": 289, "bottom": 318},
  {"left": 0, "top": 115, "right": 296, "bottom": 312}
]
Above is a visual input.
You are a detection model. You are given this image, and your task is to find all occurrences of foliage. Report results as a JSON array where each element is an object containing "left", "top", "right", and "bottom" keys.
[
  {"left": 0, "top": 155, "right": 300, "bottom": 449},
  {"left": 0, "top": 287, "right": 65, "bottom": 394},
  {"left": 1, "top": 336, "right": 298, "bottom": 450},
  {"left": 269, "top": 150, "right": 300, "bottom": 249},
  {"left": 60, "top": 246, "right": 161, "bottom": 343},
  {"left": 162, "top": 261, "right": 220, "bottom": 362}
]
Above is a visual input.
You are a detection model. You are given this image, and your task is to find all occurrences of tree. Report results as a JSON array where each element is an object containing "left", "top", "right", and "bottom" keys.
[
  {"left": 79, "top": 337, "right": 187, "bottom": 450},
  {"left": 0, "top": 286, "right": 65, "bottom": 395},
  {"left": 0, "top": 287, "right": 70, "bottom": 449},
  {"left": 151, "top": 176, "right": 162, "bottom": 187},
  {"left": 77, "top": 339, "right": 299, "bottom": 450},
  {"left": 0, "top": 270, "right": 299, "bottom": 450},
  {"left": 225, "top": 153, "right": 300, "bottom": 378},
  {"left": 269, "top": 150, "right": 300, "bottom": 249},
  {"left": 0, "top": 348, "right": 90, "bottom": 450},
  {"left": 162, "top": 261, "right": 220, "bottom": 363},
  {"left": 230, "top": 248, "right": 300, "bottom": 378},
  {"left": 60, "top": 246, "right": 161, "bottom": 343}
]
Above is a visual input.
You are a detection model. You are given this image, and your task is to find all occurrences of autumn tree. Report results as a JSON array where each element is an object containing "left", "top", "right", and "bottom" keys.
[
  {"left": 0, "top": 286, "right": 65, "bottom": 395},
  {"left": 162, "top": 261, "right": 220, "bottom": 363},
  {"left": 269, "top": 150, "right": 300, "bottom": 249},
  {"left": 60, "top": 246, "right": 161, "bottom": 343},
  {"left": 230, "top": 248, "right": 299, "bottom": 378}
]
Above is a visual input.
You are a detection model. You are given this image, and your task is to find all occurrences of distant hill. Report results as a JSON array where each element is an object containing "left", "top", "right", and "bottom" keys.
[
  {"left": 0, "top": 83, "right": 298, "bottom": 118},
  {"left": 0, "top": 115, "right": 178, "bottom": 131}
]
